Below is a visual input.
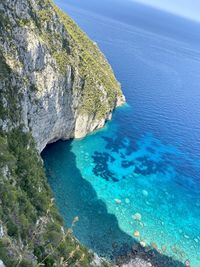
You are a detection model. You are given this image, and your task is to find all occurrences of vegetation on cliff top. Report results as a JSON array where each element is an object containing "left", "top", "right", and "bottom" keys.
[{"left": 37, "top": 0, "right": 123, "bottom": 118}]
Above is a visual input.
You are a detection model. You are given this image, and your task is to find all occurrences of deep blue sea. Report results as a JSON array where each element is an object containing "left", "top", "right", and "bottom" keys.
[{"left": 42, "top": 1, "right": 200, "bottom": 266}]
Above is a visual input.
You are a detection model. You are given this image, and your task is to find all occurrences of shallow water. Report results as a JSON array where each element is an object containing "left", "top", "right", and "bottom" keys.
[{"left": 42, "top": 1, "right": 200, "bottom": 266}]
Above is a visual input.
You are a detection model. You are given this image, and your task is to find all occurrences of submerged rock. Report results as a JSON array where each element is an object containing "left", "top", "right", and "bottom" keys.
[
  {"left": 112, "top": 242, "right": 118, "bottom": 248},
  {"left": 185, "top": 259, "right": 190, "bottom": 267},
  {"left": 151, "top": 242, "right": 158, "bottom": 250},
  {"left": 125, "top": 198, "right": 130, "bottom": 204},
  {"left": 115, "top": 199, "right": 122, "bottom": 204},
  {"left": 140, "top": 241, "right": 146, "bottom": 248},
  {"left": 133, "top": 230, "right": 140, "bottom": 237},
  {"left": 133, "top": 213, "right": 142, "bottom": 221},
  {"left": 142, "top": 190, "right": 149, "bottom": 197},
  {"left": 161, "top": 245, "right": 167, "bottom": 253}
]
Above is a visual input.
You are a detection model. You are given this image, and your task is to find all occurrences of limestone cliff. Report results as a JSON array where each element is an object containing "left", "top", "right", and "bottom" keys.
[
  {"left": 0, "top": 0, "right": 124, "bottom": 266},
  {"left": 0, "top": 0, "right": 125, "bottom": 152}
]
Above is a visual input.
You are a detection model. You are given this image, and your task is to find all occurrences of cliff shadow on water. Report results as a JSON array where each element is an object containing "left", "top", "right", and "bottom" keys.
[{"left": 41, "top": 140, "right": 185, "bottom": 267}]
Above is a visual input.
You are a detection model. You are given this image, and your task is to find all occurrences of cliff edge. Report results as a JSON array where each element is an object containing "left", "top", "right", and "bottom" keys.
[{"left": 0, "top": 0, "right": 125, "bottom": 152}]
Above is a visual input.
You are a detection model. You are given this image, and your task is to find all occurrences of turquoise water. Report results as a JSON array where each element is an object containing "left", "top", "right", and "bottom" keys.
[{"left": 42, "top": 1, "right": 200, "bottom": 266}]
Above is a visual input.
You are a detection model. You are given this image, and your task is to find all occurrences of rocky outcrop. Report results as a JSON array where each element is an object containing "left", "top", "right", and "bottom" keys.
[
  {"left": 0, "top": 0, "right": 125, "bottom": 152},
  {"left": 0, "top": 1, "right": 125, "bottom": 265},
  {"left": 122, "top": 258, "right": 153, "bottom": 267}
]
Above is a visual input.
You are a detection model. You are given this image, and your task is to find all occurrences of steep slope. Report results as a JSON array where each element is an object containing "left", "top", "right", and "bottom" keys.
[
  {"left": 0, "top": 0, "right": 125, "bottom": 152},
  {"left": 0, "top": 0, "right": 124, "bottom": 266}
]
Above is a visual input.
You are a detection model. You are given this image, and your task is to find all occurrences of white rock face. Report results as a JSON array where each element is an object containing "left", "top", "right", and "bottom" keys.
[
  {"left": 0, "top": 225, "right": 4, "bottom": 238},
  {"left": 0, "top": 260, "right": 5, "bottom": 267},
  {"left": 0, "top": 0, "right": 125, "bottom": 152},
  {"left": 122, "top": 258, "right": 153, "bottom": 267},
  {"left": 90, "top": 252, "right": 108, "bottom": 266}
]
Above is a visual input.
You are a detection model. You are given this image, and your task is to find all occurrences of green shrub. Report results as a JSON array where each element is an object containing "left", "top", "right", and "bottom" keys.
[
  {"left": 18, "top": 260, "right": 34, "bottom": 267},
  {"left": 7, "top": 219, "right": 18, "bottom": 237}
]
